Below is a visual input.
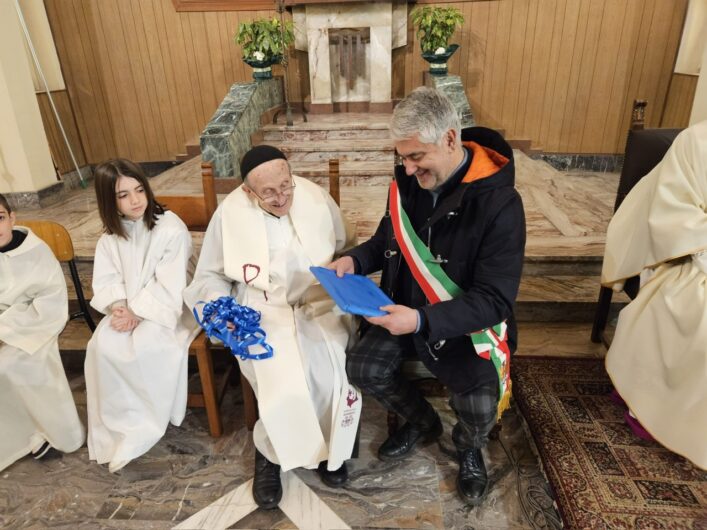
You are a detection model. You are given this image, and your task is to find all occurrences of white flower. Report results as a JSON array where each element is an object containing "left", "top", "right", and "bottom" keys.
[
  {"left": 434, "top": 47, "right": 446, "bottom": 55},
  {"left": 253, "top": 51, "right": 265, "bottom": 61}
]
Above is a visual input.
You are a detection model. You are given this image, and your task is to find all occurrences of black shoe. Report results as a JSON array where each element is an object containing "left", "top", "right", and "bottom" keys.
[
  {"left": 33, "top": 442, "right": 61, "bottom": 461},
  {"left": 252, "top": 450, "right": 282, "bottom": 509},
  {"left": 317, "top": 461, "right": 348, "bottom": 488},
  {"left": 457, "top": 448, "right": 488, "bottom": 506},
  {"left": 378, "top": 417, "right": 443, "bottom": 461}
]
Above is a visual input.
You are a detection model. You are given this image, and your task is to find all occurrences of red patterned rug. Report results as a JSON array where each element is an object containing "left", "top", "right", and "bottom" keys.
[{"left": 513, "top": 357, "right": 707, "bottom": 530}]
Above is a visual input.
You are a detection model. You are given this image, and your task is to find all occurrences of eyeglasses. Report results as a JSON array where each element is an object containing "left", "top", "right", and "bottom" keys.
[{"left": 248, "top": 179, "right": 296, "bottom": 205}]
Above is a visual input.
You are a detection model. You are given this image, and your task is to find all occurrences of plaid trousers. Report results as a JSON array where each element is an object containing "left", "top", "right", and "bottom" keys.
[{"left": 347, "top": 325, "right": 499, "bottom": 450}]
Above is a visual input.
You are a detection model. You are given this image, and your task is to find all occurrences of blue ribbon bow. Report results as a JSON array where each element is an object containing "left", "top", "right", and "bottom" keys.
[{"left": 193, "top": 297, "right": 273, "bottom": 361}]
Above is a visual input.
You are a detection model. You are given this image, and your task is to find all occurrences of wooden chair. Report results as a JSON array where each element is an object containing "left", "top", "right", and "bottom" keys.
[
  {"left": 156, "top": 162, "right": 235, "bottom": 437},
  {"left": 591, "top": 100, "right": 683, "bottom": 346},
  {"left": 18, "top": 219, "right": 96, "bottom": 332}
]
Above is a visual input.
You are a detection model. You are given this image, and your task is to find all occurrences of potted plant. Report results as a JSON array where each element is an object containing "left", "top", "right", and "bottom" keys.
[
  {"left": 235, "top": 17, "right": 295, "bottom": 80},
  {"left": 410, "top": 6, "right": 464, "bottom": 76}
]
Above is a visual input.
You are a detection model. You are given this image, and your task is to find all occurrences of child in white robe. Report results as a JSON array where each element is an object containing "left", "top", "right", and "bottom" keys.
[
  {"left": 0, "top": 194, "right": 85, "bottom": 471},
  {"left": 85, "top": 159, "right": 198, "bottom": 473}
]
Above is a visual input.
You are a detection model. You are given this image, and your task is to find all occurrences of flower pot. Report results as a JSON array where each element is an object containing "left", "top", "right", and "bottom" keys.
[
  {"left": 421, "top": 44, "right": 459, "bottom": 76},
  {"left": 243, "top": 55, "right": 282, "bottom": 80}
]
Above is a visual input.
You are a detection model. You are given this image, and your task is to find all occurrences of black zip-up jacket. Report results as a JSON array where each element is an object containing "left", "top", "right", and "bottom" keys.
[{"left": 346, "top": 127, "right": 526, "bottom": 394}]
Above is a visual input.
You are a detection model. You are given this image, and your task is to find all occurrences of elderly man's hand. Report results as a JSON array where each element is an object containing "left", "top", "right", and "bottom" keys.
[
  {"left": 326, "top": 256, "right": 355, "bottom": 277},
  {"left": 365, "top": 304, "right": 418, "bottom": 335}
]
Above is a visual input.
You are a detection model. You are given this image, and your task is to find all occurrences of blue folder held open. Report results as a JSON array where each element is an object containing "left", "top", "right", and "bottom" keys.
[{"left": 310, "top": 266, "right": 394, "bottom": 317}]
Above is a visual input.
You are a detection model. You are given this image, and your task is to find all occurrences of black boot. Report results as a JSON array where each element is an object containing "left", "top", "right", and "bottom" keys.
[
  {"left": 252, "top": 450, "right": 282, "bottom": 509},
  {"left": 317, "top": 461, "right": 349, "bottom": 488},
  {"left": 378, "top": 417, "right": 443, "bottom": 461},
  {"left": 457, "top": 448, "right": 488, "bottom": 506}
]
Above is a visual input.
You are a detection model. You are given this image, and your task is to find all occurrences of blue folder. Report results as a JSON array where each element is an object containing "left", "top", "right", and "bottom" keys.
[{"left": 310, "top": 266, "right": 394, "bottom": 317}]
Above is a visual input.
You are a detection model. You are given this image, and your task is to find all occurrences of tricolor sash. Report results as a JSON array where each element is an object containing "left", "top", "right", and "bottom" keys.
[{"left": 389, "top": 181, "right": 511, "bottom": 420}]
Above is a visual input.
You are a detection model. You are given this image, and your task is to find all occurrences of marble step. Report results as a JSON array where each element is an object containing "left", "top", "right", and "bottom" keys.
[
  {"left": 262, "top": 126, "right": 390, "bottom": 142},
  {"left": 516, "top": 321, "right": 607, "bottom": 358},
  {"left": 291, "top": 160, "right": 394, "bottom": 186},
  {"left": 271, "top": 139, "right": 395, "bottom": 163}
]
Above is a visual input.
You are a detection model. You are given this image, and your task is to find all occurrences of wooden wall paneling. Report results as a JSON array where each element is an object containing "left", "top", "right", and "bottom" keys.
[
  {"left": 535, "top": 0, "right": 564, "bottom": 149},
  {"left": 565, "top": 0, "right": 604, "bottom": 153},
  {"left": 464, "top": 0, "right": 489, "bottom": 123},
  {"left": 44, "top": 0, "right": 692, "bottom": 161},
  {"left": 512, "top": 0, "right": 538, "bottom": 139},
  {"left": 403, "top": 6, "right": 414, "bottom": 96},
  {"left": 596, "top": 2, "right": 641, "bottom": 153},
  {"left": 182, "top": 12, "right": 208, "bottom": 125},
  {"left": 391, "top": 47, "right": 407, "bottom": 101},
  {"left": 477, "top": 1, "right": 498, "bottom": 128},
  {"left": 455, "top": 1, "right": 472, "bottom": 85},
  {"left": 407, "top": 7, "right": 422, "bottom": 91},
  {"left": 488, "top": 0, "right": 512, "bottom": 130},
  {"left": 661, "top": 73, "right": 697, "bottom": 127},
  {"left": 521, "top": 0, "right": 552, "bottom": 144},
  {"left": 44, "top": 0, "right": 115, "bottom": 163},
  {"left": 93, "top": 0, "right": 141, "bottom": 160},
  {"left": 190, "top": 10, "right": 222, "bottom": 121},
  {"left": 37, "top": 91, "right": 87, "bottom": 173},
  {"left": 227, "top": 11, "right": 245, "bottom": 83},
  {"left": 162, "top": 3, "right": 201, "bottom": 146},
  {"left": 156, "top": 0, "right": 190, "bottom": 153},
  {"left": 615, "top": 0, "right": 655, "bottom": 150},
  {"left": 445, "top": 3, "right": 464, "bottom": 76},
  {"left": 580, "top": 0, "right": 625, "bottom": 153},
  {"left": 637, "top": 0, "right": 682, "bottom": 128},
  {"left": 216, "top": 11, "right": 236, "bottom": 86},
  {"left": 654, "top": 0, "right": 688, "bottom": 125},
  {"left": 557, "top": 0, "right": 591, "bottom": 153},
  {"left": 142, "top": 0, "right": 183, "bottom": 156},
  {"left": 543, "top": 0, "right": 580, "bottom": 151},
  {"left": 127, "top": 0, "right": 169, "bottom": 159},
  {"left": 502, "top": 0, "right": 530, "bottom": 138}
]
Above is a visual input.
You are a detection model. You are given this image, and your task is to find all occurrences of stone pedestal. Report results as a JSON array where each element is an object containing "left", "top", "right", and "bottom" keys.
[
  {"left": 424, "top": 72, "right": 475, "bottom": 128},
  {"left": 200, "top": 77, "right": 283, "bottom": 179},
  {"left": 292, "top": 1, "right": 407, "bottom": 111}
]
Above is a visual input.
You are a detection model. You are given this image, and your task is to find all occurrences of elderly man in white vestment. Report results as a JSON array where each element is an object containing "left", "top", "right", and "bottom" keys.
[
  {"left": 184, "top": 145, "right": 361, "bottom": 509},
  {"left": 0, "top": 195, "right": 85, "bottom": 471},
  {"left": 602, "top": 120, "right": 707, "bottom": 470}
]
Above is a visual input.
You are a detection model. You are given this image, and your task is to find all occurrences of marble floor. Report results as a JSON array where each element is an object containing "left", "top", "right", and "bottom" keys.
[{"left": 2, "top": 367, "right": 569, "bottom": 530}]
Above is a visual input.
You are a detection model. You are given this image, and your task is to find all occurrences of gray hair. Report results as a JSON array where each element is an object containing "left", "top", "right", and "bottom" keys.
[{"left": 390, "top": 87, "right": 461, "bottom": 145}]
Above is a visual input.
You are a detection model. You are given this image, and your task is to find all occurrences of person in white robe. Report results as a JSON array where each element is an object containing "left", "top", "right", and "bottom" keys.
[
  {"left": 183, "top": 145, "right": 361, "bottom": 510},
  {"left": 601, "top": 120, "right": 707, "bottom": 470},
  {"left": 0, "top": 195, "right": 85, "bottom": 471},
  {"left": 85, "top": 159, "right": 198, "bottom": 473}
]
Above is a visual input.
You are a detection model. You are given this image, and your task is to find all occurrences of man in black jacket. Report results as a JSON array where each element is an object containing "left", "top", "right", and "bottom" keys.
[{"left": 328, "top": 87, "right": 525, "bottom": 505}]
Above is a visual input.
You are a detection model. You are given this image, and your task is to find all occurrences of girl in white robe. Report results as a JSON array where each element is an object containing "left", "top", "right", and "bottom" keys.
[
  {"left": 85, "top": 159, "right": 198, "bottom": 473},
  {"left": 602, "top": 121, "right": 707, "bottom": 470},
  {"left": 0, "top": 196, "right": 85, "bottom": 471}
]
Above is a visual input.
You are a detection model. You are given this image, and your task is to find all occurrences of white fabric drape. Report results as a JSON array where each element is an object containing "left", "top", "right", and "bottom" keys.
[
  {"left": 0, "top": 228, "right": 84, "bottom": 471},
  {"left": 602, "top": 121, "right": 707, "bottom": 469}
]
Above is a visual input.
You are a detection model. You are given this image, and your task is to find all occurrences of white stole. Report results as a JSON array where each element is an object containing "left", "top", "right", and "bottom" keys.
[{"left": 220, "top": 177, "right": 345, "bottom": 471}]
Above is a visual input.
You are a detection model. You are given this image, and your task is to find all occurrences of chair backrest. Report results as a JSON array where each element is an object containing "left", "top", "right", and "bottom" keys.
[
  {"left": 329, "top": 159, "right": 340, "bottom": 206},
  {"left": 17, "top": 219, "right": 75, "bottom": 262},
  {"left": 611, "top": 101, "right": 683, "bottom": 299},
  {"left": 156, "top": 163, "right": 219, "bottom": 232},
  {"left": 615, "top": 128, "right": 682, "bottom": 212}
]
